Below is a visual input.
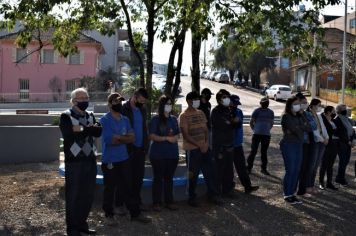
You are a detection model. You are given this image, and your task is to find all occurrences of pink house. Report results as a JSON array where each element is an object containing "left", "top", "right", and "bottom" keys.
[{"left": 0, "top": 30, "right": 104, "bottom": 102}]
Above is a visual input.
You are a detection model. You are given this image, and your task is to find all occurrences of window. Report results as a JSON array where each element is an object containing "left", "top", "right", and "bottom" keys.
[
  {"left": 15, "top": 48, "right": 29, "bottom": 63},
  {"left": 66, "top": 51, "right": 84, "bottom": 65},
  {"left": 65, "top": 80, "right": 76, "bottom": 99},
  {"left": 350, "top": 18, "right": 356, "bottom": 29},
  {"left": 41, "top": 49, "right": 55, "bottom": 64},
  {"left": 19, "top": 79, "right": 30, "bottom": 101}
]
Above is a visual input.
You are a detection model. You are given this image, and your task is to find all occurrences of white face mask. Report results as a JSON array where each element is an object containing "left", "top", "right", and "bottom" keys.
[
  {"left": 301, "top": 103, "right": 308, "bottom": 111},
  {"left": 192, "top": 100, "right": 200, "bottom": 109},
  {"left": 292, "top": 104, "right": 301, "bottom": 113},
  {"left": 317, "top": 106, "right": 322, "bottom": 113},
  {"left": 164, "top": 105, "right": 172, "bottom": 113},
  {"left": 222, "top": 98, "right": 231, "bottom": 107}
]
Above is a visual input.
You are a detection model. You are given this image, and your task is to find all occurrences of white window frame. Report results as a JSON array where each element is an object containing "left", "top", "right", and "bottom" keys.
[
  {"left": 41, "top": 49, "right": 58, "bottom": 64},
  {"left": 19, "top": 79, "right": 30, "bottom": 101},
  {"left": 65, "top": 51, "right": 84, "bottom": 65},
  {"left": 12, "top": 48, "right": 30, "bottom": 63}
]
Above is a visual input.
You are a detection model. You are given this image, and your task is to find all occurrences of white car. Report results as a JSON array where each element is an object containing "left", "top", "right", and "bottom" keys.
[{"left": 265, "top": 85, "right": 292, "bottom": 101}]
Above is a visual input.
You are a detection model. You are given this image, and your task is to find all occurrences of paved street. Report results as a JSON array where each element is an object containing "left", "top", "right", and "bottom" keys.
[{"left": 177, "top": 76, "right": 286, "bottom": 116}]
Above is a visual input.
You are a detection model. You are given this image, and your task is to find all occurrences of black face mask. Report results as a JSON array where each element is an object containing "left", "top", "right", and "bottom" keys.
[
  {"left": 331, "top": 113, "right": 336, "bottom": 119},
  {"left": 340, "top": 110, "right": 347, "bottom": 116},
  {"left": 135, "top": 102, "right": 144, "bottom": 108},
  {"left": 261, "top": 102, "right": 269, "bottom": 109},
  {"left": 76, "top": 101, "right": 89, "bottom": 111},
  {"left": 203, "top": 94, "right": 211, "bottom": 101},
  {"left": 111, "top": 103, "right": 122, "bottom": 113}
]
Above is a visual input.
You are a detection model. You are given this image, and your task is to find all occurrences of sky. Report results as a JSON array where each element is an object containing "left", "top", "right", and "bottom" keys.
[{"left": 152, "top": 1, "right": 356, "bottom": 74}]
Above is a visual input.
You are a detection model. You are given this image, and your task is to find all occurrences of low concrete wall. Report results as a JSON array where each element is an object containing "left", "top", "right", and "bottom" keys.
[
  {"left": 0, "top": 115, "right": 58, "bottom": 126},
  {"left": 0, "top": 126, "right": 60, "bottom": 164}
]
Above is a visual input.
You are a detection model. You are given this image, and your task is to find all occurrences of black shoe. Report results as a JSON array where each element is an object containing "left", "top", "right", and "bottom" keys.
[
  {"left": 284, "top": 196, "right": 301, "bottom": 205},
  {"left": 291, "top": 196, "right": 302, "bottom": 204},
  {"left": 208, "top": 196, "right": 224, "bottom": 206},
  {"left": 222, "top": 191, "right": 238, "bottom": 199},
  {"left": 188, "top": 199, "right": 199, "bottom": 207},
  {"left": 79, "top": 229, "right": 96, "bottom": 235},
  {"left": 245, "top": 186, "right": 259, "bottom": 194},
  {"left": 131, "top": 214, "right": 152, "bottom": 224},
  {"left": 335, "top": 179, "right": 348, "bottom": 186},
  {"left": 326, "top": 183, "right": 338, "bottom": 190},
  {"left": 261, "top": 169, "right": 271, "bottom": 175}
]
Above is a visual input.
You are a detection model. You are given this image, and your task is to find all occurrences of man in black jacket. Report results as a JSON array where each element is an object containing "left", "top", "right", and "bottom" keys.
[
  {"left": 59, "top": 88, "right": 102, "bottom": 236},
  {"left": 117, "top": 88, "right": 150, "bottom": 216}
]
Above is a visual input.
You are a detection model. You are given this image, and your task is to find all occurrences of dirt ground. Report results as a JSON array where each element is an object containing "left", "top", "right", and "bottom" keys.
[{"left": 1, "top": 128, "right": 356, "bottom": 236}]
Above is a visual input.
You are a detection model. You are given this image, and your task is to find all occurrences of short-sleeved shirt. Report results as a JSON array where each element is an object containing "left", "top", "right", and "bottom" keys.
[
  {"left": 251, "top": 108, "right": 274, "bottom": 136},
  {"left": 133, "top": 107, "right": 143, "bottom": 147},
  {"left": 179, "top": 108, "right": 207, "bottom": 150},
  {"left": 149, "top": 115, "right": 179, "bottom": 160},
  {"left": 100, "top": 112, "right": 133, "bottom": 163}
]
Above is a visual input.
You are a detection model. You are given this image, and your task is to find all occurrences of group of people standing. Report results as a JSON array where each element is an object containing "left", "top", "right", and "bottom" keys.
[
  {"left": 60, "top": 87, "right": 354, "bottom": 235},
  {"left": 280, "top": 93, "right": 355, "bottom": 204}
]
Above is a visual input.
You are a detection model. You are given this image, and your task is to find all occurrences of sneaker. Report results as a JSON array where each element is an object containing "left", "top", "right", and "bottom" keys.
[
  {"left": 291, "top": 196, "right": 302, "bottom": 204},
  {"left": 152, "top": 204, "right": 162, "bottom": 212},
  {"left": 326, "top": 183, "right": 338, "bottom": 190},
  {"left": 188, "top": 199, "right": 199, "bottom": 207},
  {"left": 284, "top": 196, "right": 298, "bottom": 204},
  {"left": 165, "top": 203, "right": 179, "bottom": 211},
  {"left": 115, "top": 206, "right": 128, "bottom": 216},
  {"left": 104, "top": 215, "right": 118, "bottom": 226},
  {"left": 245, "top": 186, "right": 259, "bottom": 194},
  {"left": 131, "top": 214, "right": 152, "bottom": 224},
  {"left": 261, "top": 169, "right": 271, "bottom": 176},
  {"left": 319, "top": 183, "right": 325, "bottom": 190},
  {"left": 335, "top": 180, "right": 348, "bottom": 186},
  {"left": 222, "top": 191, "right": 238, "bottom": 199}
]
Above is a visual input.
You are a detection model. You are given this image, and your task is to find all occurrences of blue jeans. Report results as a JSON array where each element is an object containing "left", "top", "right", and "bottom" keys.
[
  {"left": 306, "top": 142, "right": 326, "bottom": 188},
  {"left": 280, "top": 142, "right": 303, "bottom": 197}
]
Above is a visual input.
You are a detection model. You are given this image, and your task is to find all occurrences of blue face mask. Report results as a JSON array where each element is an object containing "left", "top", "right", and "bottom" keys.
[{"left": 76, "top": 101, "right": 89, "bottom": 111}]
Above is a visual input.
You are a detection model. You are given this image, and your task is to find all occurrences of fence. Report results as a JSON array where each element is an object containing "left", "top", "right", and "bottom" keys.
[{"left": 319, "top": 88, "right": 356, "bottom": 107}]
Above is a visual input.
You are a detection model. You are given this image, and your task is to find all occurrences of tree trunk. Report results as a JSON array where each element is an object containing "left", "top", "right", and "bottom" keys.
[
  {"left": 145, "top": 9, "right": 155, "bottom": 119},
  {"left": 191, "top": 31, "right": 201, "bottom": 93},
  {"left": 165, "top": 31, "right": 181, "bottom": 97},
  {"left": 172, "top": 32, "right": 186, "bottom": 98}
]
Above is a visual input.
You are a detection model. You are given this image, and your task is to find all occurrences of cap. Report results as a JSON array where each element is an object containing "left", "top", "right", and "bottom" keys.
[
  {"left": 230, "top": 95, "right": 241, "bottom": 105},
  {"left": 186, "top": 91, "right": 200, "bottom": 101},
  {"left": 260, "top": 97, "right": 269, "bottom": 103},
  {"left": 201, "top": 88, "right": 214, "bottom": 95}
]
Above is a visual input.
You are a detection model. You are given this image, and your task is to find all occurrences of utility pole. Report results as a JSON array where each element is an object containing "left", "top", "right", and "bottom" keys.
[
  {"left": 341, "top": 0, "right": 348, "bottom": 104},
  {"left": 311, "top": 32, "right": 317, "bottom": 98},
  {"left": 203, "top": 40, "right": 206, "bottom": 70}
]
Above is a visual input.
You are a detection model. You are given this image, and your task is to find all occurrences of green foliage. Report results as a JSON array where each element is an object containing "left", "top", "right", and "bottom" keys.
[
  {"left": 344, "top": 86, "right": 356, "bottom": 96},
  {"left": 121, "top": 75, "right": 140, "bottom": 96}
]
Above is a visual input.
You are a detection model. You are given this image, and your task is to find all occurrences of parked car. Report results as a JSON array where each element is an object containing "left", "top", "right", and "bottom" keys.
[
  {"left": 152, "top": 75, "right": 182, "bottom": 96},
  {"left": 200, "top": 70, "right": 208, "bottom": 79},
  {"left": 233, "top": 79, "right": 248, "bottom": 87},
  {"left": 211, "top": 71, "right": 220, "bottom": 81},
  {"left": 265, "top": 85, "right": 292, "bottom": 101},
  {"left": 216, "top": 73, "right": 229, "bottom": 83}
]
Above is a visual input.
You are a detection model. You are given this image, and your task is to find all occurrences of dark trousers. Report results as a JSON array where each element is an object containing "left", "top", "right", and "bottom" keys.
[
  {"left": 335, "top": 141, "right": 352, "bottom": 183},
  {"left": 116, "top": 146, "right": 145, "bottom": 207},
  {"left": 186, "top": 148, "right": 218, "bottom": 200},
  {"left": 214, "top": 146, "right": 235, "bottom": 194},
  {"left": 151, "top": 158, "right": 178, "bottom": 204},
  {"left": 280, "top": 142, "right": 303, "bottom": 197},
  {"left": 102, "top": 159, "right": 140, "bottom": 217},
  {"left": 319, "top": 140, "right": 338, "bottom": 185},
  {"left": 65, "top": 161, "right": 96, "bottom": 236},
  {"left": 247, "top": 134, "right": 271, "bottom": 171},
  {"left": 306, "top": 142, "right": 326, "bottom": 188},
  {"left": 233, "top": 146, "right": 252, "bottom": 189},
  {"left": 297, "top": 143, "right": 310, "bottom": 195}
]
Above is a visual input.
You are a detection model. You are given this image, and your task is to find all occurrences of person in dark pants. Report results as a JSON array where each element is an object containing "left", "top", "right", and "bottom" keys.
[
  {"left": 179, "top": 91, "right": 220, "bottom": 207},
  {"left": 230, "top": 95, "right": 259, "bottom": 194},
  {"left": 280, "top": 96, "right": 311, "bottom": 204},
  {"left": 334, "top": 104, "right": 355, "bottom": 186},
  {"left": 211, "top": 89, "right": 238, "bottom": 197},
  {"left": 319, "top": 106, "right": 338, "bottom": 190},
  {"left": 295, "top": 93, "right": 315, "bottom": 196},
  {"left": 116, "top": 88, "right": 149, "bottom": 212},
  {"left": 59, "top": 88, "right": 102, "bottom": 236},
  {"left": 149, "top": 95, "right": 179, "bottom": 211},
  {"left": 100, "top": 93, "right": 150, "bottom": 224},
  {"left": 247, "top": 97, "right": 274, "bottom": 175},
  {"left": 198, "top": 88, "right": 214, "bottom": 130}
]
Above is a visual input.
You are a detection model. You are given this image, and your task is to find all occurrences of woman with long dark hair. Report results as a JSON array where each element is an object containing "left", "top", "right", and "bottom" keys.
[
  {"left": 280, "top": 96, "right": 311, "bottom": 204},
  {"left": 148, "top": 95, "right": 180, "bottom": 211}
]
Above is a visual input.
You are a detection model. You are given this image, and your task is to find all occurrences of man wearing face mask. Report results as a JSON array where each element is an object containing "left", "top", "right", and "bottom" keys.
[
  {"left": 179, "top": 91, "right": 220, "bottom": 207},
  {"left": 100, "top": 93, "right": 151, "bottom": 224},
  {"left": 59, "top": 88, "right": 102, "bottom": 235},
  {"left": 211, "top": 89, "right": 239, "bottom": 197},
  {"left": 118, "top": 88, "right": 149, "bottom": 212},
  {"left": 334, "top": 104, "right": 355, "bottom": 186},
  {"left": 247, "top": 97, "right": 274, "bottom": 175},
  {"left": 198, "top": 88, "right": 214, "bottom": 129}
]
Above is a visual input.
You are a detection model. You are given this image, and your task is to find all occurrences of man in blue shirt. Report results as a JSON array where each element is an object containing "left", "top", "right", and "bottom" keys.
[
  {"left": 100, "top": 93, "right": 151, "bottom": 224},
  {"left": 119, "top": 88, "right": 149, "bottom": 210},
  {"left": 247, "top": 97, "right": 274, "bottom": 175},
  {"left": 230, "top": 95, "right": 259, "bottom": 194}
]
